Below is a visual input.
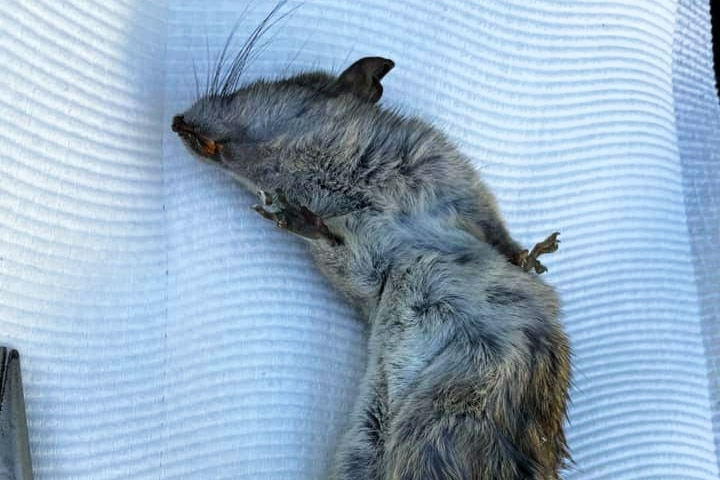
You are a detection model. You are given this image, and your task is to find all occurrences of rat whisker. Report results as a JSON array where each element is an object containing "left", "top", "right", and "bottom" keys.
[
  {"left": 242, "top": 37, "right": 278, "bottom": 75},
  {"left": 219, "top": 12, "right": 273, "bottom": 96},
  {"left": 211, "top": 19, "right": 245, "bottom": 96},
  {"left": 245, "top": 7, "right": 300, "bottom": 67},
  {"left": 192, "top": 57, "right": 201, "bottom": 101},
  {"left": 282, "top": 30, "right": 315, "bottom": 78},
  {"left": 209, "top": 2, "right": 253, "bottom": 96},
  {"left": 203, "top": 35, "right": 212, "bottom": 96},
  {"left": 220, "top": 0, "right": 299, "bottom": 97},
  {"left": 205, "top": 35, "right": 212, "bottom": 97}
]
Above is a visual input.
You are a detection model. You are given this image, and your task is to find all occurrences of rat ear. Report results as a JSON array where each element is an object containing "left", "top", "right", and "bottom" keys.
[{"left": 335, "top": 57, "right": 395, "bottom": 103}]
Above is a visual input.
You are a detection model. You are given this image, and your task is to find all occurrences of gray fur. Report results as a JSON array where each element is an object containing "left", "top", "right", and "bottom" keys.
[{"left": 173, "top": 56, "right": 571, "bottom": 479}]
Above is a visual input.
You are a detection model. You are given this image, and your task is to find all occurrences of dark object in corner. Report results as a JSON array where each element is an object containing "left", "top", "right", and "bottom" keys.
[
  {"left": 0, "top": 348, "right": 33, "bottom": 480},
  {"left": 712, "top": 0, "right": 720, "bottom": 99}
]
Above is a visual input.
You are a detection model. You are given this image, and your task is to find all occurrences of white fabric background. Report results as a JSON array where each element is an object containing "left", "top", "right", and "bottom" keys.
[{"left": 0, "top": 0, "right": 718, "bottom": 478}]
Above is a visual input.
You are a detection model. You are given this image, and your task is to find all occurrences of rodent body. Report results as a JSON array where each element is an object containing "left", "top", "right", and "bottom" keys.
[{"left": 173, "top": 55, "right": 571, "bottom": 479}]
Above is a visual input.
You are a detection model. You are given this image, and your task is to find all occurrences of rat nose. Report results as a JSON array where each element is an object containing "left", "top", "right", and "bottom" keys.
[{"left": 172, "top": 115, "right": 190, "bottom": 134}]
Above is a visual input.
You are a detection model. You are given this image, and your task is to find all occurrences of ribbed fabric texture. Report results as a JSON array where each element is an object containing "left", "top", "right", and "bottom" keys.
[
  {"left": 673, "top": 0, "right": 720, "bottom": 474},
  {"left": 0, "top": 2, "right": 169, "bottom": 478},
  {"left": 0, "top": 1, "right": 718, "bottom": 478}
]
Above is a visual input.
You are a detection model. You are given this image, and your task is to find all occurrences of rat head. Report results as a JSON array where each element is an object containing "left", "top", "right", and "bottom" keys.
[{"left": 171, "top": 56, "right": 394, "bottom": 190}]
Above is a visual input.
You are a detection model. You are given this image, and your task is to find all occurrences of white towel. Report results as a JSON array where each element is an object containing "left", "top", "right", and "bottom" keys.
[{"left": 1, "top": 0, "right": 718, "bottom": 478}]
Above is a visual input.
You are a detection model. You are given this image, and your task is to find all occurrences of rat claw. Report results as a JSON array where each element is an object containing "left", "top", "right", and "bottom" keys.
[
  {"left": 537, "top": 232, "right": 560, "bottom": 253},
  {"left": 533, "top": 262, "right": 548, "bottom": 274},
  {"left": 517, "top": 232, "right": 560, "bottom": 274},
  {"left": 252, "top": 204, "right": 278, "bottom": 222},
  {"left": 256, "top": 190, "right": 273, "bottom": 206}
]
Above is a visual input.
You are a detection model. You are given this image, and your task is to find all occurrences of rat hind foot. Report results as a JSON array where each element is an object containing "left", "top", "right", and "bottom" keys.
[
  {"left": 517, "top": 232, "right": 560, "bottom": 274},
  {"left": 252, "top": 189, "right": 343, "bottom": 246}
]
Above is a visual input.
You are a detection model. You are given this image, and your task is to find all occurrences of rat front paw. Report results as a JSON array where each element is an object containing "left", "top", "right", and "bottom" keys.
[
  {"left": 517, "top": 232, "right": 560, "bottom": 274},
  {"left": 252, "top": 189, "right": 343, "bottom": 246},
  {"left": 251, "top": 189, "right": 289, "bottom": 227}
]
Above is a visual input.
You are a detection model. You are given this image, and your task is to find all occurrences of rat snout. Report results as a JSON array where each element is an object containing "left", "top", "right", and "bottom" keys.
[
  {"left": 171, "top": 114, "right": 220, "bottom": 158},
  {"left": 172, "top": 115, "right": 191, "bottom": 134}
]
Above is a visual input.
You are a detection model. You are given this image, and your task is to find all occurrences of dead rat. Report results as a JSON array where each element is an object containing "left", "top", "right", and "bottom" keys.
[{"left": 172, "top": 51, "right": 571, "bottom": 479}]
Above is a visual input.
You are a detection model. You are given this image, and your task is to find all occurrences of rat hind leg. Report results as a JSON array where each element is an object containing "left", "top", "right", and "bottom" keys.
[
  {"left": 460, "top": 184, "right": 560, "bottom": 274},
  {"left": 517, "top": 232, "right": 560, "bottom": 274}
]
